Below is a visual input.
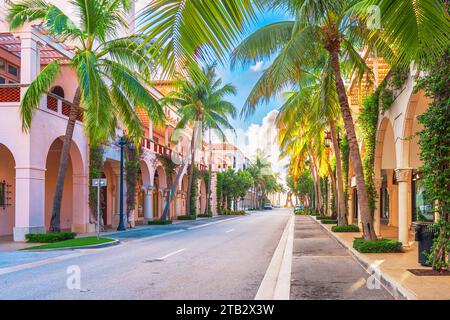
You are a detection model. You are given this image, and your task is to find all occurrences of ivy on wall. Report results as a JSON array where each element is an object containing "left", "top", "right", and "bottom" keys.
[
  {"left": 125, "top": 146, "right": 140, "bottom": 213},
  {"left": 340, "top": 135, "right": 350, "bottom": 205},
  {"left": 415, "top": 47, "right": 450, "bottom": 271}
]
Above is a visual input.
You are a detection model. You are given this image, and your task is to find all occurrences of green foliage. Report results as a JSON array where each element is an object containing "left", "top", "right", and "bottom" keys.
[
  {"left": 353, "top": 238, "right": 403, "bottom": 253},
  {"left": 340, "top": 136, "right": 350, "bottom": 204},
  {"left": 24, "top": 237, "right": 113, "bottom": 250},
  {"left": 321, "top": 219, "right": 338, "bottom": 224},
  {"left": 332, "top": 225, "right": 360, "bottom": 233},
  {"left": 89, "top": 146, "right": 105, "bottom": 213},
  {"left": 359, "top": 94, "right": 380, "bottom": 216},
  {"left": 415, "top": 47, "right": 450, "bottom": 270},
  {"left": 316, "top": 216, "right": 332, "bottom": 220},
  {"left": 197, "top": 213, "right": 213, "bottom": 218},
  {"left": 26, "top": 232, "right": 76, "bottom": 243},
  {"left": 177, "top": 215, "right": 197, "bottom": 220},
  {"left": 125, "top": 146, "right": 140, "bottom": 212},
  {"left": 148, "top": 220, "right": 173, "bottom": 225},
  {"left": 219, "top": 210, "right": 246, "bottom": 216}
]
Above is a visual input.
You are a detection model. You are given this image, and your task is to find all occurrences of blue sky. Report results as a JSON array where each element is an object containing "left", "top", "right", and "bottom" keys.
[{"left": 215, "top": 10, "right": 291, "bottom": 131}]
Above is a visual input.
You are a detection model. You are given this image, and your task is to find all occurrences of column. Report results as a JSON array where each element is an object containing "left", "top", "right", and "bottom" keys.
[
  {"left": 14, "top": 167, "right": 46, "bottom": 241},
  {"left": 20, "top": 34, "right": 40, "bottom": 87},
  {"left": 72, "top": 174, "right": 90, "bottom": 233},
  {"left": 348, "top": 188, "right": 354, "bottom": 225},
  {"left": 396, "top": 169, "right": 411, "bottom": 246},
  {"left": 373, "top": 178, "right": 383, "bottom": 237},
  {"left": 144, "top": 186, "right": 154, "bottom": 221}
]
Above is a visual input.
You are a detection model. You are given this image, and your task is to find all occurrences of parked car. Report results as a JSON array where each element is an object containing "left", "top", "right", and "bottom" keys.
[{"left": 263, "top": 203, "right": 273, "bottom": 210}]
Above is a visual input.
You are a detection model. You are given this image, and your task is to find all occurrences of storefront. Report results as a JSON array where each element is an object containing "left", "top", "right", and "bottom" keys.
[{"left": 411, "top": 170, "right": 434, "bottom": 222}]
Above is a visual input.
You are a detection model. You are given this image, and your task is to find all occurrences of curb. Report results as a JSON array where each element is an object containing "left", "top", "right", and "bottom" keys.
[
  {"left": 23, "top": 239, "right": 121, "bottom": 252},
  {"left": 311, "top": 216, "right": 417, "bottom": 300},
  {"left": 255, "top": 214, "right": 294, "bottom": 300}
]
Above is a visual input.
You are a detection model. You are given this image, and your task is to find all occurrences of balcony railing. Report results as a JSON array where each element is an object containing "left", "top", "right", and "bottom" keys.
[
  {"left": 141, "top": 137, "right": 183, "bottom": 163},
  {"left": 0, "top": 84, "right": 82, "bottom": 121},
  {"left": 0, "top": 84, "right": 22, "bottom": 102}
]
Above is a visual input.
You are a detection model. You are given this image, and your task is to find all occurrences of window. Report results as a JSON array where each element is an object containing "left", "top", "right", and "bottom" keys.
[
  {"left": 412, "top": 172, "right": 434, "bottom": 222},
  {"left": 0, "top": 59, "right": 5, "bottom": 70},
  {"left": 0, "top": 181, "right": 5, "bottom": 208},
  {"left": 0, "top": 76, "right": 5, "bottom": 84},
  {"left": 8, "top": 64, "right": 18, "bottom": 77}
]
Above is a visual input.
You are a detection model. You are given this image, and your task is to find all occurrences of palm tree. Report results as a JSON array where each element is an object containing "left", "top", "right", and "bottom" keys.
[
  {"left": 137, "top": 0, "right": 261, "bottom": 78},
  {"left": 232, "top": 0, "right": 449, "bottom": 240},
  {"left": 162, "top": 64, "right": 236, "bottom": 216},
  {"left": 8, "top": 0, "right": 164, "bottom": 231}
]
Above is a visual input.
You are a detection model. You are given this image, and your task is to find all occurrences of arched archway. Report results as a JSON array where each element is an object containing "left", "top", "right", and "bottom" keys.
[
  {"left": 45, "top": 138, "right": 84, "bottom": 231},
  {"left": 402, "top": 91, "right": 434, "bottom": 222},
  {"left": 153, "top": 166, "right": 166, "bottom": 219},
  {"left": 0, "top": 144, "right": 16, "bottom": 237},
  {"left": 374, "top": 118, "right": 398, "bottom": 232}
]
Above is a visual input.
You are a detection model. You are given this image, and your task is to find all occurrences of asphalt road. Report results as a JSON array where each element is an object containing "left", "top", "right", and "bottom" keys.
[{"left": 0, "top": 210, "right": 290, "bottom": 300}]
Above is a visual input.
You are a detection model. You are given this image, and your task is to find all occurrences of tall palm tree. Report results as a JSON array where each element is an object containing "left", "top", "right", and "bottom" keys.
[
  {"left": 162, "top": 64, "right": 236, "bottom": 216},
  {"left": 8, "top": 0, "right": 164, "bottom": 231},
  {"left": 232, "top": 0, "right": 449, "bottom": 240},
  {"left": 137, "top": 0, "right": 261, "bottom": 78}
]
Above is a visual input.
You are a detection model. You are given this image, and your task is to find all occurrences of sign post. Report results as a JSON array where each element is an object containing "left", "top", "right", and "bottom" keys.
[{"left": 92, "top": 178, "right": 107, "bottom": 239}]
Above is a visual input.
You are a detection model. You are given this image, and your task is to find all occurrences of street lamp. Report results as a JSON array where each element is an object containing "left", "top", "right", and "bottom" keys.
[{"left": 117, "top": 136, "right": 127, "bottom": 231}]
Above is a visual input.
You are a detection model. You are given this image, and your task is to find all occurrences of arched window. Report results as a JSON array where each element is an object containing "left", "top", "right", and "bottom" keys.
[{"left": 51, "top": 86, "right": 65, "bottom": 98}]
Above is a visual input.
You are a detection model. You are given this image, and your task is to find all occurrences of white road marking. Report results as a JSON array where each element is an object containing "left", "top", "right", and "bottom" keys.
[
  {"left": 0, "top": 252, "right": 85, "bottom": 276},
  {"left": 157, "top": 248, "right": 185, "bottom": 260},
  {"left": 225, "top": 229, "right": 234, "bottom": 233}
]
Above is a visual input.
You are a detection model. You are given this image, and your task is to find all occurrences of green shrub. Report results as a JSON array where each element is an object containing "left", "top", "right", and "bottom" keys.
[
  {"left": 332, "top": 225, "right": 360, "bottom": 233},
  {"left": 177, "top": 215, "right": 197, "bottom": 220},
  {"left": 220, "top": 209, "right": 246, "bottom": 216},
  {"left": 25, "top": 232, "right": 77, "bottom": 243},
  {"left": 353, "top": 238, "right": 403, "bottom": 253},
  {"left": 321, "top": 219, "right": 338, "bottom": 224},
  {"left": 148, "top": 219, "right": 172, "bottom": 225},
  {"left": 197, "top": 214, "right": 213, "bottom": 218},
  {"left": 316, "top": 216, "right": 332, "bottom": 220}
]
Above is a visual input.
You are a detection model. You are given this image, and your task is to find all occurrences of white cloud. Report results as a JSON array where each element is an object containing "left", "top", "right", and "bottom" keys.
[{"left": 250, "top": 61, "right": 264, "bottom": 72}]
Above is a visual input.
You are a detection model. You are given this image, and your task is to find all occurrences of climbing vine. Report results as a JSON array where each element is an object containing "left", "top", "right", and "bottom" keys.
[
  {"left": 415, "top": 47, "right": 450, "bottom": 271},
  {"left": 125, "top": 146, "right": 140, "bottom": 214},
  {"left": 89, "top": 146, "right": 105, "bottom": 221},
  {"left": 360, "top": 94, "right": 380, "bottom": 215}
]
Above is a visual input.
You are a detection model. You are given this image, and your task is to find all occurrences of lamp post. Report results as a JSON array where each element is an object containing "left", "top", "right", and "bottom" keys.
[
  {"left": 324, "top": 129, "right": 332, "bottom": 148},
  {"left": 117, "top": 136, "right": 127, "bottom": 231}
]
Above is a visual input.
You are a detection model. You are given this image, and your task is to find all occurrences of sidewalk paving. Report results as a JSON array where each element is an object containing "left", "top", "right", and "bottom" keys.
[
  {"left": 290, "top": 215, "right": 393, "bottom": 300},
  {"left": 318, "top": 220, "right": 450, "bottom": 300}
]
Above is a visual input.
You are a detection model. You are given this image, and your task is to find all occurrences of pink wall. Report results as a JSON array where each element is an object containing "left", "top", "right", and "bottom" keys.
[{"left": 0, "top": 144, "right": 15, "bottom": 236}]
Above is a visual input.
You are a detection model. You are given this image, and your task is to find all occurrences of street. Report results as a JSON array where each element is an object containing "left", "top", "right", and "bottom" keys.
[{"left": 0, "top": 210, "right": 290, "bottom": 300}]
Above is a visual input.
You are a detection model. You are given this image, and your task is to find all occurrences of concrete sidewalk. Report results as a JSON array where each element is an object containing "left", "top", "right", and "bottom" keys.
[
  {"left": 318, "top": 220, "right": 450, "bottom": 300},
  {"left": 290, "top": 215, "right": 393, "bottom": 300}
]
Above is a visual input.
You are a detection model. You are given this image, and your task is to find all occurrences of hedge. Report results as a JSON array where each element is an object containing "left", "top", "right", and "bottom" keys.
[
  {"left": 177, "top": 215, "right": 197, "bottom": 220},
  {"left": 331, "top": 225, "right": 360, "bottom": 233},
  {"left": 25, "top": 232, "right": 77, "bottom": 243},
  {"left": 316, "top": 216, "right": 332, "bottom": 220},
  {"left": 321, "top": 219, "right": 338, "bottom": 224},
  {"left": 148, "top": 220, "right": 173, "bottom": 225},
  {"left": 219, "top": 210, "right": 246, "bottom": 216},
  {"left": 197, "top": 214, "right": 213, "bottom": 218},
  {"left": 353, "top": 238, "right": 403, "bottom": 253}
]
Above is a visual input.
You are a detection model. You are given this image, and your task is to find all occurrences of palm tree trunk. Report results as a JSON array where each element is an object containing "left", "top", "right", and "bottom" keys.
[
  {"left": 186, "top": 126, "right": 197, "bottom": 216},
  {"left": 328, "top": 47, "right": 377, "bottom": 240},
  {"left": 50, "top": 88, "right": 81, "bottom": 232},
  {"left": 329, "top": 119, "right": 348, "bottom": 226},
  {"left": 205, "top": 129, "right": 212, "bottom": 215},
  {"left": 327, "top": 162, "right": 339, "bottom": 219}
]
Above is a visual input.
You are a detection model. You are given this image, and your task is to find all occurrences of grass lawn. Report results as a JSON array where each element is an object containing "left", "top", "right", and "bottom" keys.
[{"left": 22, "top": 237, "right": 115, "bottom": 250}]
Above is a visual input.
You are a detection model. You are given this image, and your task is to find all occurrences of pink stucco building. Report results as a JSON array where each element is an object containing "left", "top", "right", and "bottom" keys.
[{"left": 0, "top": 0, "right": 215, "bottom": 241}]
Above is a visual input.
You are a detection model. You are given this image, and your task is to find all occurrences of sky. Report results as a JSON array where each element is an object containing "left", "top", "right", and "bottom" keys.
[{"left": 135, "top": 1, "right": 291, "bottom": 185}]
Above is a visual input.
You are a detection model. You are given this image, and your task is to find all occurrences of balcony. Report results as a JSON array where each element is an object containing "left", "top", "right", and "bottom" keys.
[
  {"left": 0, "top": 84, "right": 82, "bottom": 122},
  {"left": 141, "top": 137, "right": 183, "bottom": 163}
]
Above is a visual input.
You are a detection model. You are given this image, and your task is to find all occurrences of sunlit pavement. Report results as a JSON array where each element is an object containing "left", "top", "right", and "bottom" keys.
[
  {"left": 290, "top": 215, "right": 393, "bottom": 300},
  {"left": 0, "top": 209, "right": 290, "bottom": 300}
]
